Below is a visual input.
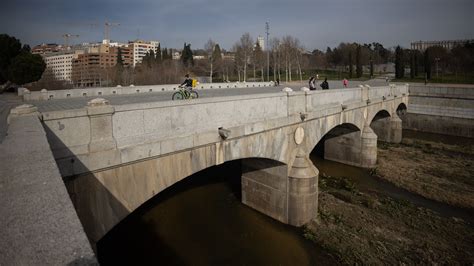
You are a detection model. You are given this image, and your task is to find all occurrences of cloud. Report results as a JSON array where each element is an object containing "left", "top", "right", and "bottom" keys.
[{"left": 1, "top": 0, "right": 473, "bottom": 50}]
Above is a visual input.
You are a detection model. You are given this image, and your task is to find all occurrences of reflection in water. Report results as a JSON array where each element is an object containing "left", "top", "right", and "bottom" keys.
[{"left": 98, "top": 161, "right": 335, "bottom": 265}]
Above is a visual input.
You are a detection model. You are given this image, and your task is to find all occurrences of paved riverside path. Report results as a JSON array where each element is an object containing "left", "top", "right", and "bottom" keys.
[{"left": 28, "top": 79, "right": 389, "bottom": 112}]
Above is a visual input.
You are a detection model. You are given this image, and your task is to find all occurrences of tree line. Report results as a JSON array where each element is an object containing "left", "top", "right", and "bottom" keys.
[
  {"left": 2, "top": 32, "right": 474, "bottom": 91},
  {"left": 394, "top": 42, "right": 474, "bottom": 80},
  {"left": 0, "top": 34, "right": 46, "bottom": 91}
]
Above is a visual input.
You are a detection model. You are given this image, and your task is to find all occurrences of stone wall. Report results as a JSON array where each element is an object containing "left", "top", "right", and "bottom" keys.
[{"left": 403, "top": 84, "right": 474, "bottom": 137}]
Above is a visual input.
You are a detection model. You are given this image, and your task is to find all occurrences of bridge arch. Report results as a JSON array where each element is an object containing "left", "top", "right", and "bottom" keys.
[
  {"left": 67, "top": 145, "right": 289, "bottom": 249},
  {"left": 396, "top": 102, "right": 408, "bottom": 117},
  {"left": 367, "top": 107, "right": 392, "bottom": 125},
  {"left": 370, "top": 108, "right": 402, "bottom": 144},
  {"left": 308, "top": 122, "right": 367, "bottom": 167}
]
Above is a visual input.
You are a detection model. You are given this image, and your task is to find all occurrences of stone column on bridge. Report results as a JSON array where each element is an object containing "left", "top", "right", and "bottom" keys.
[
  {"left": 360, "top": 123, "right": 378, "bottom": 168},
  {"left": 86, "top": 98, "right": 116, "bottom": 153},
  {"left": 287, "top": 149, "right": 319, "bottom": 226}
]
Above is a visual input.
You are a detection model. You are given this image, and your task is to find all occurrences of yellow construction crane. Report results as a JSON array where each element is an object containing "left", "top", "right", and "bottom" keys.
[
  {"left": 104, "top": 22, "right": 120, "bottom": 44},
  {"left": 62, "top": 34, "right": 79, "bottom": 49}
]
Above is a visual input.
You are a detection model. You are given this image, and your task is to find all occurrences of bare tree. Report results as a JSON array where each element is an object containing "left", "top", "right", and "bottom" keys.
[
  {"left": 27, "top": 67, "right": 73, "bottom": 91},
  {"left": 233, "top": 44, "right": 244, "bottom": 82},
  {"left": 270, "top": 37, "right": 282, "bottom": 82},
  {"left": 238, "top": 33, "right": 253, "bottom": 82},
  {"left": 253, "top": 41, "right": 265, "bottom": 81},
  {"left": 204, "top": 39, "right": 216, "bottom": 82}
]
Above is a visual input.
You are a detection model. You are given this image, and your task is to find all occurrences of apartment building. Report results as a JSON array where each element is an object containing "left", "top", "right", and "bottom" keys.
[
  {"left": 257, "top": 36, "right": 265, "bottom": 50},
  {"left": 32, "top": 43, "right": 64, "bottom": 55},
  {"left": 130, "top": 40, "right": 160, "bottom": 66},
  {"left": 71, "top": 43, "right": 134, "bottom": 87},
  {"left": 42, "top": 50, "right": 84, "bottom": 82}
]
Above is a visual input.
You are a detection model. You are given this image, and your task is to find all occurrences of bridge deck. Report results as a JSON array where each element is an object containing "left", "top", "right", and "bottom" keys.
[{"left": 27, "top": 80, "right": 389, "bottom": 113}]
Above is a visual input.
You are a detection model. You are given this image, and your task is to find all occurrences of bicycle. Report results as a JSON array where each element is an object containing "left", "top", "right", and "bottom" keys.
[{"left": 172, "top": 86, "right": 199, "bottom": 100}]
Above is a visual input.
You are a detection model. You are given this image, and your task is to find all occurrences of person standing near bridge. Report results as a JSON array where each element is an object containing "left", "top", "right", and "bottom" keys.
[{"left": 343, "top": 78, "right": 348, "bottom": 88}]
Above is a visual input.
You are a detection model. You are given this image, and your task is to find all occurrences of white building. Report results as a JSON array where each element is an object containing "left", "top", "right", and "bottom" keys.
[
  {"left": 172, "top": 51, "right": 181, "bottom": 60},
  {"left": 130, "top": 40, "right": 160, "bottom": 66},
  {"left": 43, "top": 50, "right": 83, "bottom": 82},
  {"left": 257, "top": 36, "right": 265, "bottom": 50}
]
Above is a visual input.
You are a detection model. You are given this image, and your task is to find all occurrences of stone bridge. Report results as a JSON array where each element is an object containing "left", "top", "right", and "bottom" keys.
[{"left": 10, "top": 84, "right": 409, "bottom": 249}]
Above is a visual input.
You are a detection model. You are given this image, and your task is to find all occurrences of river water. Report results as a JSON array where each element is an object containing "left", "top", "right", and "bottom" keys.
[{"left": 97, "top": 130, "right": 472, "bottom": 265}]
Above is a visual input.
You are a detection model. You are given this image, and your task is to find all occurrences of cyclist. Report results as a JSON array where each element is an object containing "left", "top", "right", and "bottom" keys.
[{"left": 180, "top": 74, "right": 193, "bottom": 90}]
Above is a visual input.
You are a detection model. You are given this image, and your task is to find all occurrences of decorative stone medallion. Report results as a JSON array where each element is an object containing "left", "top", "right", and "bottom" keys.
[{"left": 294, "top": 127, "right": 304, "bottom": 145}]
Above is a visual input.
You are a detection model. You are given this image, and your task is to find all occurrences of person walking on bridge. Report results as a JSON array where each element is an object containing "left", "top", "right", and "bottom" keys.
[{"left": 343, "top": 78, "right": 348, "bottom": 88}]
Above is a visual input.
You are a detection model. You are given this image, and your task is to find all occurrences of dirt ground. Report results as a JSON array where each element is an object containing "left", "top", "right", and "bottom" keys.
[
  {"left": 376, "top": 137, "right": 474, "bottom": 209},
  {"left": 305, "top": 137, "right": 474, "bottom": 264}
]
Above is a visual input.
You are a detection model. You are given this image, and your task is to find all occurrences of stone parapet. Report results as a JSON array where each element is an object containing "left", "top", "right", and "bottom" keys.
[
  {"left": 0, "top": 114, "right": 96, "bottom": 264},
  {"left": 23, "top": 81, "right": 275, "bottom": 101}
]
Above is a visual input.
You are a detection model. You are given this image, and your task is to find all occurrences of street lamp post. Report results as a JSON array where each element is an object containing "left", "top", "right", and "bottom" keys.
[
  {"left": 435, "top": 57, "right": 440, "bottom": 78},
  {"left": 265, "top": 21, "right": 270, "bottom": 82}
]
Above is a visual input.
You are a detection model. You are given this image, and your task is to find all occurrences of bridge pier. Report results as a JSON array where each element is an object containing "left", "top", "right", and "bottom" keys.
[
  {"left": 323, "top": 123, "right": 378, "bottom": 168},
  {"left": 371, "top": 114, "right": 402, "bottom": 144},
  {"left": 241, "top": 150, "right": 318, "bottom": 226},
  {"left": 360, "top": 124, "right": 378, "bottom": 168}
]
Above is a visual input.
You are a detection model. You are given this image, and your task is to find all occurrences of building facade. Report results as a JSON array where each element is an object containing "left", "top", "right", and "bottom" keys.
[
  {"left": 411, "top": 39, "right": 474, "bottom": 51},
  {"left": 42, "top": 50, "right": 84, "bottom": 82},
  {"left": 32, "top": 43, "right": 64, "bottom": 55},
  {"left": 70, "top": 43, "right": 134, "bottom": 87},
  {"left": 130, "top": 40, "right": 160, "bottom": 66},
  {"left": 257, "top": 36, "right": 265, "bottom": 50}
]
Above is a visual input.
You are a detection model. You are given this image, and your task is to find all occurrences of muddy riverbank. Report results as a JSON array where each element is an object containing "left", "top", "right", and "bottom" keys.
[
  {"left": 376, "top": 132, "right": 474, "bottom": 209},
  {"left": 307, "top": 131, "right": 474, "bottom": 264}
]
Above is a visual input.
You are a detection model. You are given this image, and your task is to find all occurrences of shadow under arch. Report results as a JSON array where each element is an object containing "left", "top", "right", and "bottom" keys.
[
  {"left": 396, "top": 102, "right": 408, "bottom": 118},
  {"left": 370, "top": 108, "right": 403, "bottom": 143},
  {"left": 367, "top": 108, "right": 392, "bottom": 126},
  {"left": 96, "top": 157, "right": 287, "bottom": 265},
  {"left": 69, "top": 152, "right": 288, "bottom": 247},
  {"left": 311, "top": 123, "right": 362, "bottom": 158}
]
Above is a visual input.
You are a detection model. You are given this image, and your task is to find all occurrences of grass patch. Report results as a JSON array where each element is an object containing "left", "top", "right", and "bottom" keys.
[{"left": 319, "top": 173, "right": 357, "bottom": 193}]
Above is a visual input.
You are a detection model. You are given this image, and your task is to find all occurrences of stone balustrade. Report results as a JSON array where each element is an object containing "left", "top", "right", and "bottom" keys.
[{"left": 22, "top": 81, "right": 274, "bottom": 101}]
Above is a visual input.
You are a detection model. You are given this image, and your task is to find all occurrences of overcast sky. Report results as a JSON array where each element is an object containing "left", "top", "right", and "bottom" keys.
[{"left": 1, "top": 0, "right": 473, "bottom": 51}]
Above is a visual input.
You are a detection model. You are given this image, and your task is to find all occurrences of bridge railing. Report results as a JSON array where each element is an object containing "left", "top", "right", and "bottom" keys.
[
  {"left": 306, "top": 87, "right": 362, "bottom": 111},
  {"left": 23, "top": 81, "right": 275, "bottom": 101}
]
